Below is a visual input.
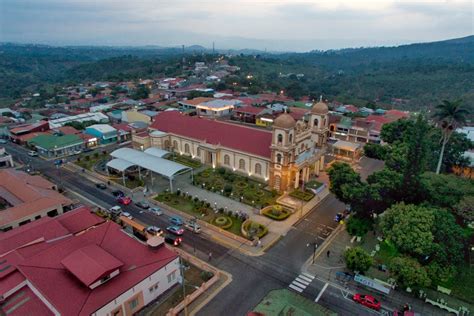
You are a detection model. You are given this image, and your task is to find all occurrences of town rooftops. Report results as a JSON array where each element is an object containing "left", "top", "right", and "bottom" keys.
[
  {"left": 150, "top": 111, "right": 273, "bottom": 158},
  {"left": 28, "top": 134, "right": 83, "bottom": 150},
  {"left": 86, "top": 124, "right": 117, "bottom": 134},
  {"left": 0, "top": 207, "right": 178, "bottom": 316}
]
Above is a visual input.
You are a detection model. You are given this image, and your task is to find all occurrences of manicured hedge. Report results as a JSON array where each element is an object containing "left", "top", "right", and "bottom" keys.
[{"left": 289, "top": 190, "right": 315, "bottom": 201}]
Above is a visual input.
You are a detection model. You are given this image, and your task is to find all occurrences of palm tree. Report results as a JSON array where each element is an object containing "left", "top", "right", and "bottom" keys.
[{"left": 432, "top": 99, "right": 470, "bottom": 174}]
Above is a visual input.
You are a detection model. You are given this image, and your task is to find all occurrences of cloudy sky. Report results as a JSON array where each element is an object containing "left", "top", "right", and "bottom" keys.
[{"left": 0, "top": 0, "right": 472, "bottom": 51}]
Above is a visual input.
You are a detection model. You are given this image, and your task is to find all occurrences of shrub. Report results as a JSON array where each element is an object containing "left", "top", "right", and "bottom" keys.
[
  {"left": 213, "top": 216, "right": 233, "bottom": 230},
  {"left": 346, "top": 216, "right": 373, "bottom": 237},
  {"left": 262, "top": 205, "right": 291, "bottom": 220},
  {"left": 77, "top": 157, "right": 81, "bottom": 162},
  {"left": 93, "top": 152, "right": 99, "bottom": 159},
  {"left": 344, "top": 247, "right": 373, "bottom": 273},
  {"left": 217, "top": 167, "right": 226, "bottom": 175},
  {"left": 200, "top": 271, "right": 214, "bottom": 282},
  {"left": 289, "top": 190, "right": 315, "bottom": 201},
  {"left": 206, "top": 202, "right": 211, "bottom": 208},
  {"left": 272, "top": 205, "right": 282, "bottom": 216},
  {"left": 224, "top": 184, "right": 233, "bottom": 194},
  {"left": 194, "top": 197, "right": 199, "bottom": 203},
  {"left": 218, "top": 207, "right": 224, "bottom": 213},
  {"left": 176, "top": 189, "right": 181, "bottom": 196},
  {"left": 243, "top": 221, "right": 268, "bottom": 239},
  {"left": 84, "top": 155, "right": 90, "bottom": 161},
  {"left": 102, "top": 150, "right": 107, "bottom": 156}
]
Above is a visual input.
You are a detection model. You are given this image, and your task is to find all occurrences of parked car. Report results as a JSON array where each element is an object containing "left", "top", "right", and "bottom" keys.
[
  {"left": 27, "top": 151, "right": 38, "bottom": 157},
  {"left": 135, "top": 201, "right": 150, "bottom": 209},
  {"left": 122, "top": 212, "right": 133, "bottom": 220},
  {"left": 170, "top": 216, "right": 184, "bottom": 226},
  {"left": 73, "top": 150, "right": 82, "bottom": 155},
  {"left": 109, "top": 206, "right": 122, "bottom": 217},
  {"left": 184, "top": 221, "right": 201, "bottom": 233},
  {"left": 112, "top": 190, "right": 125, "bottom": 197},
  {"left": 146, "top": 226, "right": 163, "bottom": 236},
  {"left": 150, "top": 207, "right": 163, "bottom": 216},
  {"left": 0, "top": 139, "right": 7, "bottom": 144},
  {"left": 83, "top": 148, "right": 93, "bottom": 153},
  {"left": 117, "top": 196, "right": 132, "bottom": 205},
  {"left": 352, "top": 294, "right": 381, "bottom": 311},
  {"left": 164, "top": 234, "right": 182, "bottom": 247},
  {"left": 96, "top": 183, "right": 107, "bottom": 190},
  {"left": 166, "top": 225, "right": 184, "bottom": 236}
]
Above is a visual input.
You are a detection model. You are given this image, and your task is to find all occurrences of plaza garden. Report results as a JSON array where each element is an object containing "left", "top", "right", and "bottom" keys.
[
  {"left": 194, "top": 167, "right": 279, "bottom": 208},
  {"left": 155, "top": 191, "right": 268, "bottom": 240}
]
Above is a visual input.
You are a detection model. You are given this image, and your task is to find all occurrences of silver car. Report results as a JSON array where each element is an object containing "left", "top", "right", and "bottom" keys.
[{"left": 150, "top": 207, "right": 163, "bottom": 216}]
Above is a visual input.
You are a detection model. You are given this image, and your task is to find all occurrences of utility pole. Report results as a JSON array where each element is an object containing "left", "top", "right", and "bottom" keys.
[
  {"left": 212, "top": 42, "right": 215, "bottom": 54},
  {"left": 180, "top": 257, "right": 188, "bottom": 316}
]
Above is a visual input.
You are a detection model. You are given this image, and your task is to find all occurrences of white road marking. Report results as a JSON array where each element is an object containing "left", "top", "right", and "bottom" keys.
[
  {"left": 315, "top": 283, "right": 329, "bottom": 302},
  {"left": 298, "top": 274, "right": 313, "bottom": 283},
  {"left": 302, "top": 273, "right": 315, "bottom": 280},
  {"left": 295, "top": 277, "right": 311, "bottom": 286},
  {"left": 289, "top": 284, "right": 303, "bottom": 292},
  {"left": 291, "top": 280, "right": 307, "bottom": 289}
]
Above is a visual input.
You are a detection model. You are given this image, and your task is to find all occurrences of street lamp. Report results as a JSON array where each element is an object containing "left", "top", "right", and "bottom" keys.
[{"left": 307, "top": 242, "right": 318, "bottom": 264}]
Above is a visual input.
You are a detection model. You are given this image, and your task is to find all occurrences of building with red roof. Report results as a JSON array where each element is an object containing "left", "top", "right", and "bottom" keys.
[
  {"left": 134, "top": 102, "right": 329, "bottom": 192},
  {"left": 0, "top": 206, "right": 180, "bottom": 316},
  {"left": 0, "top": 169, "right": 73, "bottom": 231}
]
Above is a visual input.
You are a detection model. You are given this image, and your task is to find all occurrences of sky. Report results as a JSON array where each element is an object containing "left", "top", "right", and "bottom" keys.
[{"left": 0, "top": 0, "right": 473, "bottom": 52}]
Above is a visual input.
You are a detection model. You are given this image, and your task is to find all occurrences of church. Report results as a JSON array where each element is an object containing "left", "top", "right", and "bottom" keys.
[{"left": 131, "top": 101, "right": 329, "bottom": 192}]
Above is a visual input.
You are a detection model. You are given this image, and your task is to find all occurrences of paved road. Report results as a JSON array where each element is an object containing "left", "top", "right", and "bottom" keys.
[{"left": 5, "top": 143, "right": 388, "bottom": 315}]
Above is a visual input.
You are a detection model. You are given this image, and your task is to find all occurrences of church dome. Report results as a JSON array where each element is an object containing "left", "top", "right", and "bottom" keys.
[
  {"left": 273, "top": 113, "right": 296, "bottom": 129},
  {"left": 311, "top": 101, "right": 329, "bottom": 115}
]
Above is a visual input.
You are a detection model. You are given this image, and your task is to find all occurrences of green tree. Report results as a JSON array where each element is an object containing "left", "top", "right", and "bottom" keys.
[
  {"left": 455, "top": 195, "right": 474, "bottom": 224},
  {"left": 131, "top": 85, "right": 150, "bottom": 100},
  {"left": 344, "top": 247, "right": 373, "bottom": 273},
  {"left": 380, "top": 119, "right": 414, "bottom": 144},
  {"left": 422, "top": 172, "right": 474, "bottom": 209},
  {"left": 327, "top": 162, "right": 365, "bottom": 205},
  {"left": 431, "top": 210, "right": 465, "bottom": 266},
  {"left": 401, "top": 115, "right": 429, "bottom": 203},
  {"left": 363, "top": 143, "right": 388, "bottom": 160},
  {"left": 380, "top": 203, "right": 434, "bottom": 257},
  {"left": 389, "top": 257, "right": 431, "bottom": 289},
  {"left": 432, "top": 100, "right": 470, "bottom": 174}
]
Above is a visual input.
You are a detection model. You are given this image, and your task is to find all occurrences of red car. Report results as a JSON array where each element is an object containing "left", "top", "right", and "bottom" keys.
[
  {"left": 353, "top": 293, "right": 381, "bottom": 311},
  {"left": 117, "top": 196, "right": 132, "bottom": 205}
]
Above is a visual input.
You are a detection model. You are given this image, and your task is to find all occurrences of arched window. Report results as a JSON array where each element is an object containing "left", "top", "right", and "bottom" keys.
[
  {"left": 255, "top": 163, "right": 262, "bottom": 175},
  {"left": 224, "top": 155, "right": 230, "bottom": 165},
  {"left": 276, "top": 154, "right": 282, "bottom": 164},
  {"left": 277, "top": 134, "right": 283, "bottom": 143},
  {"left": 173, "top": 140, "right": 178, "bottom": 150},
  {"left": 164, "top": 140, "right": 170, "bottom": 149},
  {"left": 313, "top": 118, "right": 319, "bottom": 128},
  {"left": 184, "top": 143, "right": 190, "bottom": 154},
  {"left": 289, "top": 134, "right": 293, "bottom": 143},
  {"left": 239, "top": 159, "right": 246, "bottom": 170},
  {"left": 197, "top": 148, "right": 201, "bottom": 156}
]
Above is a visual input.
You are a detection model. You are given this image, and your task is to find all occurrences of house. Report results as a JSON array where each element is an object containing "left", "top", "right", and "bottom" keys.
[
  {"left": 28, "top": 134, "right": 84, "bottom": 158},
  {"left": 48, "top": 113, "right": 109, "bottom": 129},
  {"left": 121, "top": 109, "right": 155, "bottom": 124},
  {"left": 85, "top": 124, "right": 118, "bottom": 144},
  {"left": 232, "top": 106, "right": 271, "bottom": 124},
  {"left": 0, "top": 206, "right": 181, "bottom": 316},
  {"left": 0, "top": 169, "right": 73, "bottom": 231},
  {"left": 9, "top": 121, "right": 50, "bottom": 144}
]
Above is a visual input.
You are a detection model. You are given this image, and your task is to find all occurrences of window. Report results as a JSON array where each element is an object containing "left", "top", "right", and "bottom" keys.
[
  {"left": 184, "top": 143, "right": 190, "bottom": 154},
  {"left": 239, "top": 159, "right": 246, "bottom": 170},
  {"left": 167, "top": 271, "right": 177, "bottom": 283},
  {"left": 224, "top": 155, "right": 230, "bottom": 165},
  {"left": 277, "top": 134, "right": 283, "bottom": 143},
  {"left": 289, "top": 134, "right": 293, "bottom": 143},
  {"left": 173, "top": 140, "right": 178, "bottom": 150},
  {"left": 164, "top": 140, "right": 170, "bottom": 149},
  {"left": 313, "top": 118, "right": 319, "bottom": 127},
  {"left": 197, "top": 148, "right": 201, "bottom": 157},
  {"left": 255, "top": 163, "right": 262, "bottom": 175},
  {"left": 276, "top": 154, "right": 282, "bottom": 164},
  {"left": 129, "top": 298, "right": 138, "bottom": 310}
]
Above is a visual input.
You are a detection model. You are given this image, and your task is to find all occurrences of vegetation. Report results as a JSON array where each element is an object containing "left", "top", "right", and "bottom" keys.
[
  {"left": 242, "top": 221, "right": 268, "bottom": 239},
  {"left": 289, "top": 189, "right": 315, "bottom": 201},
  {"left": 344, "top": 247, "right": 373, "bottom": 274},
  {"left": 261, "top": 205, "right": 291, "bottom": 220},
  {"left": 65, "top": 120, "right": 99, "bottom": 131},
  {"left": 155, "top": 192, "right": 249, "bottom": 238},
  {"left": 346, "top": 216, "right": 373, "bottom": 237},
  {"left": 166, "top": 154, "right": 202, "bottom": 168},
  {"left": 389, "top": 257, "right": 431, "bottom": 289},
  {"left": 195, "top": 168, "right": 278, "bottom": 208}
]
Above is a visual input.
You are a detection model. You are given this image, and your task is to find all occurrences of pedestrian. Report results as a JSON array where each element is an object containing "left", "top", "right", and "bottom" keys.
[
  {"left": 327, "top": 250, "right": 330, "bottom": 258},
  {"left": 208, "top": 251, "right": 212, "bottom": 261}
]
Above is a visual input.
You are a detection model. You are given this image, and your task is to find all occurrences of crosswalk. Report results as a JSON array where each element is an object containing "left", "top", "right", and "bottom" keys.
[{"left": 288, "top": 273, "right": 315, "bottom": 293}]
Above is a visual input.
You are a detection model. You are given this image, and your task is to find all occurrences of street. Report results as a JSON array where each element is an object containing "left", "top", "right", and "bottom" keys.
[{"left": 5, "top": 142, "right": 393, "bottom": 315}]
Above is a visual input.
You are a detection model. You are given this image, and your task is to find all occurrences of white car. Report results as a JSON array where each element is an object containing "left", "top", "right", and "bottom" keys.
[
  {"left": 27, "top": 151, "right": 38, "bottom": 157},
  {"left": 150, "top": 207, "right": 163, "bottom": 216},
  {"left": 122, "top": 212, "right": 133, "bottom": 220},
  {"left": 184, "top": 221, "right": 201, "bottom": 233}
]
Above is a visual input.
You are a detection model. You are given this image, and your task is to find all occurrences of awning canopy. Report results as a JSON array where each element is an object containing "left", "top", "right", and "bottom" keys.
[
  {"left": 110, "top": 148, "right": 191, "bottom": 179},
  {"left": 106, "top": 159, "right": 136, "bottom": 172},
  {"left": 144, "top": 147, "right": 169, "bottom": 158},
  {"left": 332, "top": 140, "right": 361, "bottom": 152}
]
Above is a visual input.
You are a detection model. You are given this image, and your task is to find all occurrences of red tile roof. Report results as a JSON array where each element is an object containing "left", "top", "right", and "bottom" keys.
[
  {"left": 0, "top": 207, "right": 178, "bottom": 316},
  {"left": 288, "top": 107, "right": 309, "bottom": 121},
  {"left": 150, "top": 111, "right": 272, "bottom": 158},
  {"left": 234, "top": 106, "right": 266, "bottom": 115}
]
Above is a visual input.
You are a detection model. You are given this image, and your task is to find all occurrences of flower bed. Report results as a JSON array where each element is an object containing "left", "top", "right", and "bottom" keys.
[
  {"left": 194, "top": 168, "right": 279, "bottom": 208},
  {"left": 242, "top": 220, "right": 268, "bottom": 239},
  {"left": 261, "top": 205, "right": 292, "bottom": 220},
  {"left": 289, "top": 189, "right": 315, "bottom": 201},
  {"left": 155, "top": 192, "right": 245, "bottom": 237},
  {"left": 167, "top": 154, "right": 202, "bottom": 168}
]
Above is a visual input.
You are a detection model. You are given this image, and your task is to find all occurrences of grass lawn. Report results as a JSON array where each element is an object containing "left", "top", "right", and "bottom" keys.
[
  {"left": 110, "top": 177, "right": 144, "bottom": 189},
  {"left": 75, "top": 153, "right": 107, "bottom": 170},
  {"left": 155, "top": 192, "right": 247, "bottom": 238},
  {"left": 289, "top": 189, "right": 315, "bottom": 201},
  {"left": 194, "top": 168, "right": 278, "bottom": 208},
  {"left": 167, "top": 154, "right": 202, "bottom": 168}
]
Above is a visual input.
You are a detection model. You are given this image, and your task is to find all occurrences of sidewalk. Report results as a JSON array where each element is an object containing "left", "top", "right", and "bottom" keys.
[{"left": 303, "top": 227, "right": 450, "bottom": 316}]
